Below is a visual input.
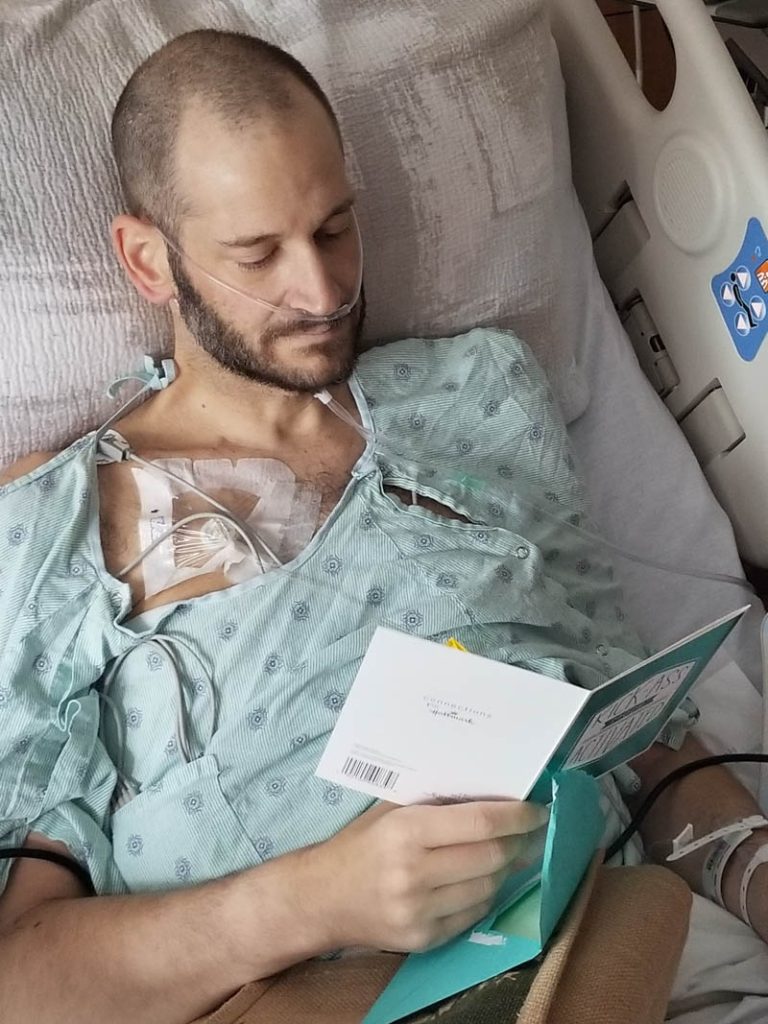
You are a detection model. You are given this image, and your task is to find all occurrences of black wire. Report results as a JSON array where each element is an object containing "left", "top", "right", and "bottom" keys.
[
  {"left": 605, "top": 754, "right": 768, "bottom": 861},
  {"left": 0, "top": 848, "right": 94, "bottom": 894},
  {"left": 2, "top": 756, "right": 767, "bottom": 891}
]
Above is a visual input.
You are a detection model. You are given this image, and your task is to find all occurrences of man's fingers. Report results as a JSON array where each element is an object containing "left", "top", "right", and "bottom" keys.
[
  {"left": 424, "top": 834, "right": 524, "bottom": 887},
  {"left": 429, "top": 870, "right": 507, "bottom": 919},
  {"left": 424, "top": 900, "right": 496, "bottom": 950},
  {"left": 409, "top": 800, "right": 549, "bottom": 849}
]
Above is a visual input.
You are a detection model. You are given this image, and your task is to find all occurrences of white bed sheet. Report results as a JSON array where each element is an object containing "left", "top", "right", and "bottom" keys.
[{"left": 670, "top": 896, "right": 768, "bottom": 1023}]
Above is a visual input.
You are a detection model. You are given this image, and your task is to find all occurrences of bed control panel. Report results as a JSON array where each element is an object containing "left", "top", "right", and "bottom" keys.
[{"left": 711, "top": 217, "right": 768, "bottom": 362}]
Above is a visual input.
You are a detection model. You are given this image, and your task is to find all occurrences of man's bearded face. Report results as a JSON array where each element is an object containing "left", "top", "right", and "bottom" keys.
[
  {"left": 165, "top": 92, "right": 366, "bottom": 393},
  {"left": 168, "top": 246, "right": 365, "bottom": 393}
]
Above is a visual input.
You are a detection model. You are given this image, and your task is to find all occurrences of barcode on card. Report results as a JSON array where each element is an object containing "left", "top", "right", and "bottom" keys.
[{"left": 342, "top": 756, "right": 400, "bottom": 791}]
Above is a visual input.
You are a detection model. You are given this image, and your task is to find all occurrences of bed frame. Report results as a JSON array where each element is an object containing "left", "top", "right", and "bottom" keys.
[{"left": 550, "top": 0, "right": 768, "bottom": 568}]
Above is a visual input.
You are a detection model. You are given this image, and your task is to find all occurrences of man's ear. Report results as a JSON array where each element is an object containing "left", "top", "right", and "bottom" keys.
[{"left": 111, "top": 214, "right": 175, "bottom": 305}]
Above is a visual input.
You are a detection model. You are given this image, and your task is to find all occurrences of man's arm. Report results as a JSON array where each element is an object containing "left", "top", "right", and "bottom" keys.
[
  {"left": 0, "top": 800, "right": 545, "bottom": 1024},
  {"left": 631, "top": 735, "right": 768, "bottom": 941},
  {"left": 0, "top": 449, "right": 326, "bottom": 1023},
  {"left": 0, "top": 834, "right": 327, "bottom": 1024}
]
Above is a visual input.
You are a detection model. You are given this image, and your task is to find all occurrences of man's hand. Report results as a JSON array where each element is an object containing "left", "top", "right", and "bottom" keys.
[{"left": 299, "top": 799, "right": 549, "bottom": 953}]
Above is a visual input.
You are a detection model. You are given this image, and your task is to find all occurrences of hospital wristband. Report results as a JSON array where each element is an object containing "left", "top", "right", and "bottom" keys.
[
  {"left": 702, "top": 829, "right": 756, "bottom": 909},
  {"left": 739, "top": 844, "right": 768, "bottom": 930}
]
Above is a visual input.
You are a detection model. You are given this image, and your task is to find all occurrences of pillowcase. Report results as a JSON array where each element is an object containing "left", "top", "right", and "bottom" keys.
[{"left": 0, "top": 0, "right": 590, "bottom": 465}]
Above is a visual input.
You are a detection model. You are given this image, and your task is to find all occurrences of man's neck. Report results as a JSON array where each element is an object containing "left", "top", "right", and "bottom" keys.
[{"left": 116, "top": 352, "right": 357, "bottom": 457}]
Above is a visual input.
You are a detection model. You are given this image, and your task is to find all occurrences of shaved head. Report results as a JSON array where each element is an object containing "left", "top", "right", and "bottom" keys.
[
  {"left": 111, "top": 30, "right": 363, "bottom": 395},
  {"left": 111, "top": 30, "right": 341, "bottom": 236}
]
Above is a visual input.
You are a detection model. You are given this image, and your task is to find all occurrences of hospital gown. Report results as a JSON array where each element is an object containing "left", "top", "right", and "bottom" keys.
[{"left": 0, "top": 328, "right": 654, "bottom": 896}]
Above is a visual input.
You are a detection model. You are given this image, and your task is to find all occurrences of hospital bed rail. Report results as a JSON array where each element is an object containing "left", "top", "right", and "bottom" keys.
[{"left": 550, "top": 0, "right": 768, "bottom": 568}]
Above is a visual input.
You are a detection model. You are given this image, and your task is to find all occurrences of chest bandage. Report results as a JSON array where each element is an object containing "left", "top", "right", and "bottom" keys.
[{"left": 132, "top": 457, "right": 320, "bottom": 598}]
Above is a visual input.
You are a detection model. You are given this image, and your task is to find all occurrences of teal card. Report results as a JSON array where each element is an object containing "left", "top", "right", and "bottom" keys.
[
  {"left": 361, "top": 606, "right": 747, "bottom": 1024},
  {"left": 548, "top": 606, "right": 746, "bottom": 780},
  {"left": 363, "top": 771, "right": 603, "bottom": 1024}
]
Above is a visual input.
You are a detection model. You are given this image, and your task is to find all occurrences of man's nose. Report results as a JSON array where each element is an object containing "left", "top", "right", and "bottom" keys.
[{"left": 286, "top": 245, "right": 345, "bottom": 316}]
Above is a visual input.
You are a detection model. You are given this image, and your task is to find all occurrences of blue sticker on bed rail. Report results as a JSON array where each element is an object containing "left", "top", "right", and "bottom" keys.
[{"left": 712, "top": 217, "right": 768, "bottom": 361}]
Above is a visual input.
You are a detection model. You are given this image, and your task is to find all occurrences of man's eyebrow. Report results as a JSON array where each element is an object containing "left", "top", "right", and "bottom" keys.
[{"left": 218, "top": 197, "right": 355, "bottom": 249}]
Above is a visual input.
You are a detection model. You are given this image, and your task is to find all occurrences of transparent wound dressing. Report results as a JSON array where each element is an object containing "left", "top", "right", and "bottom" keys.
[{"left": 131, "top": 457, "right": 321, "bottom": 597}]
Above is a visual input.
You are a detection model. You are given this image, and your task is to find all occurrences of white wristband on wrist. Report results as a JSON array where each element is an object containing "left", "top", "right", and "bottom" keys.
[
  {"left": 667, "top": 816, "right": 768, "bottom": 916},
  {"left": 701, "top": 830, "right": 754, "bottom": 908},
  {"left": 739, "top": 844, "right": 768, "bottom": 929}
]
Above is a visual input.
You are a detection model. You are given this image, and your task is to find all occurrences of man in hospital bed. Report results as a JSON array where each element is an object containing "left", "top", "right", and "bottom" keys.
[{"left": 0, "top": 29, "right": 766, "bottom": 1024}]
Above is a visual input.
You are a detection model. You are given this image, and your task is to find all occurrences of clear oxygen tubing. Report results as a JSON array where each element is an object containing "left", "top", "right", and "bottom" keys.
[
  {"left": 313, "top": 388, "right": 418, "bottom": 502},
  {"left": 313, "top": 387, "right": 391, "bottom": 449},
  {"left": 157, "top": 209, "right": 364, "bottom": 325},
  {"left": 633, "top": 6, "right": 644, "bottom": 89}
]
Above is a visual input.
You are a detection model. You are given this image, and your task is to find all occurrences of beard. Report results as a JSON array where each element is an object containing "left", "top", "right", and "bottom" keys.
[{"left": 167, "top": 248, "right": 366, "bottom": 393}]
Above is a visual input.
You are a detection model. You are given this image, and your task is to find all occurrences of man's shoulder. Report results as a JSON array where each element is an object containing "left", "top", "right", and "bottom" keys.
[
  {"left": 0, "top": 438, "right": 94, "bottom": 587},
  {"left": 0, "top": 451, "right": 59, "bottom": 487},
  {"left": 353, "top": 326, "right": 565, "bottom": 471},
  {"left": 357, "top": 327, "right": 530, "bottom": 370},
  {"left": 355, "top": 327, "right": 540, "bottom": 404},
  {"left": 0, "top": 434, "right": 93, "bottom": 501}
]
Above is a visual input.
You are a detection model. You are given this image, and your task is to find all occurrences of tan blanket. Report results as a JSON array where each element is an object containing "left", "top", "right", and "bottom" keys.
[{"left": 192, "top": 861, "right": 691, "bottom": 1024}]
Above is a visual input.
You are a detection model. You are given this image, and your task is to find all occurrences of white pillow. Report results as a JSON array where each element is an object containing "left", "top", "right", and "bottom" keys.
[{"left": 0, "top": 0, "right": 590, "bottom": 465}]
